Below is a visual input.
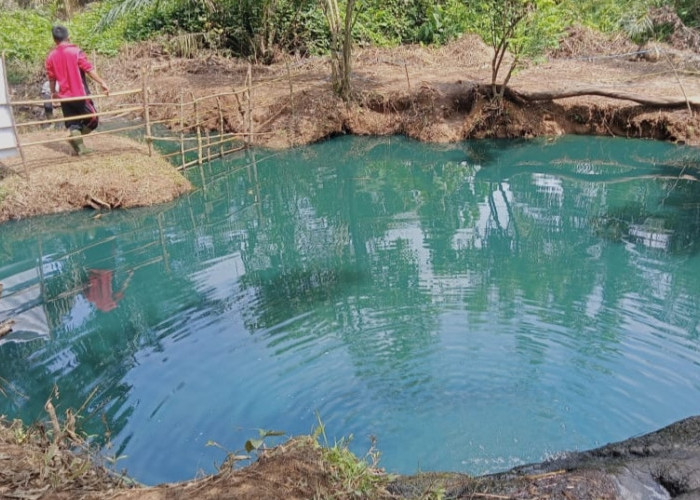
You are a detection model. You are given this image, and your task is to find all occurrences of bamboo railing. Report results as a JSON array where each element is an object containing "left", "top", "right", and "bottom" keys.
[{"left": 6, "top": 62, "right": 293, "bottom": 174}]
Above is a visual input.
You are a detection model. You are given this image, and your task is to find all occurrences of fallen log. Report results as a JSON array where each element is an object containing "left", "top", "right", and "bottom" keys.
[{"left": 509, "top": 86, "right": 700, "bottom": 108}]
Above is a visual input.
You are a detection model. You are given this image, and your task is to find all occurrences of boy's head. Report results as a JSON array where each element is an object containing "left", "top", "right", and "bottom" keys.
[{"left": 52, "top": 25, "right": 69, "bottom": 44}]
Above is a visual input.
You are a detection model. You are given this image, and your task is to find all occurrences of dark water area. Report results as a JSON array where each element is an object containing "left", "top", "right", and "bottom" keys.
[{"left": 0, "top": 135, "right": 699, "bottom": 485}]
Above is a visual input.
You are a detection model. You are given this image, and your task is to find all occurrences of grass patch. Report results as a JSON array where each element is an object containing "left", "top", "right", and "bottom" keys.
[{"left": 313, "top": 414, "right": 393, "bottom": 499}]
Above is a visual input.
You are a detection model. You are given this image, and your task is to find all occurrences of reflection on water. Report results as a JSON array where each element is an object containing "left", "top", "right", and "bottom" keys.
[{"left": 0, "top": 135, "right": 699, "bottom": 484}]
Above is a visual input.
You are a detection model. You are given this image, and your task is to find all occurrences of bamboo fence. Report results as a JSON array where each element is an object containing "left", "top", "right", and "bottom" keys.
[{"left": 6, "top": 63, "right": 289, "bottom": 173}]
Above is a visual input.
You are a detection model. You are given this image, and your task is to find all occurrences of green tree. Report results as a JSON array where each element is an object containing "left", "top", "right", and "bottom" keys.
[
  {"left": 322, "top": 0, "right": 356, "bottom": 100},
  {"left": 466, "top": 0, "right": 563, "bottom": 99}
]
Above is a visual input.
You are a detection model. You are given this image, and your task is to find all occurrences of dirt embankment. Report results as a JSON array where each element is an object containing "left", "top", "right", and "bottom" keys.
[
  {"left": 110, "top": 29, "right": 700, "bottom": 151},
  {"left": 4, "top": 28, "right": 700, "bottom": 224},
  {"left": 3, "top": 414, "right": 700, "bottom": 499}
]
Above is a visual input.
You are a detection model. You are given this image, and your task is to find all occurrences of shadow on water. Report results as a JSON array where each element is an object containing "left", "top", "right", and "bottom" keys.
[{"left": 0, "top": 135, "right": 699, "bottom": 483}]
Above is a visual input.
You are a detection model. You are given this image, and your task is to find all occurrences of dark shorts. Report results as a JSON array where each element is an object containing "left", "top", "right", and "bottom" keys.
[{"left": 61, "top": 98, "right": 99, "bottom": 133}]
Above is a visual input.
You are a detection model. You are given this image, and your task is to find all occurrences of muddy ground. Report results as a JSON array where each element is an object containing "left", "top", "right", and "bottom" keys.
[{"left": 2, "top": 26, "right": 700, "bottom": 499}]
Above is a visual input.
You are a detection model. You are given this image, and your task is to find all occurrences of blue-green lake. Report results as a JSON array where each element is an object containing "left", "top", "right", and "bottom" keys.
[{"left": 0, "top": 135, "right": 699, "bottom": 485}]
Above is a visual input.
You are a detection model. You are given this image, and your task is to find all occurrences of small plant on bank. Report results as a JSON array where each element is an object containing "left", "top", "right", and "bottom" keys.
[
  {"left": 208, "top": 427, "right": 286, "bottom": 470},
  {"left": 312, "top": 414, "right": 391, "bottom": 498}
]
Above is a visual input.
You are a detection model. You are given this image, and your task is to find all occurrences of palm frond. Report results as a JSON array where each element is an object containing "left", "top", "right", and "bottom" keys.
[{"left": 97, "top": 0, "right": 163, "bottom": 31}]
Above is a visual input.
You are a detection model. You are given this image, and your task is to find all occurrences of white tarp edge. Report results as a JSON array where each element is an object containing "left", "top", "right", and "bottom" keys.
[{"left": 0, "top": 57, "right": 19, "bottom": 160}]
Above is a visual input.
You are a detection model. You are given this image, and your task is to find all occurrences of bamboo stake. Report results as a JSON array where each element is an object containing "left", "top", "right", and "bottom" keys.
[
  {"left": 179, "top": 93, "right": 186, "bottom": 170},
  {"left": 206, "top": 129, "right": 212, "bottom": 163},
  {"left": 247, "top": 63, "right": 254, "bottom": 146},
  {"left": 404, "top": 62, "right": 411, "bottom": 92},
  {"left": 286, "top": 57, "right": 295, "bottom": 147},
  {"left": 142, "top": 69, "right": 153, "bottom": 156},
  {"left": 216, "top": 96, "right": 225, "bottom": 158},
  {"left": 192, "top": 91, "right": 203, "bottom": 166}
]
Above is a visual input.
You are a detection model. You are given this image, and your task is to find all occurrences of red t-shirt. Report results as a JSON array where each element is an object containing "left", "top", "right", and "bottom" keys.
[{"left": 45, "top": 42, "right": 93, "bottom": 98}]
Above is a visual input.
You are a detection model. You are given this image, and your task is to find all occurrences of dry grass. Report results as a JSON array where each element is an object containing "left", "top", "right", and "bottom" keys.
[
  {"left": 0, "top": 129, "right": 192, "bottom": 223},
  {"left": 0, "top": 415, "right": 129, "bottom": 499}
]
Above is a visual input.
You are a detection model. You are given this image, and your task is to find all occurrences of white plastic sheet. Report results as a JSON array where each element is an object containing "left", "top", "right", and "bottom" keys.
[{"left": 0, "top": 56, "right": 19, "bottom": 160}]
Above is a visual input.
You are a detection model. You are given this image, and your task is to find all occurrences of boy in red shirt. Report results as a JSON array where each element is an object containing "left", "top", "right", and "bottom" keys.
[{"left": 45, "top": 25, "right": 109, "bottom": 155}]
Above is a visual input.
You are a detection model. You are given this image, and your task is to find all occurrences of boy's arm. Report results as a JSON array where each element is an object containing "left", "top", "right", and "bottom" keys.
[{"left": 87, "top": 69, "right": 110, "bottom": 96}]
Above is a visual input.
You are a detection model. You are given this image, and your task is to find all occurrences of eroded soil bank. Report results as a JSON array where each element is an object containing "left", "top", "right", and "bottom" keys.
[
  {"left": 121, "top": 31, "right": 700, "bottom": 151},
  {"left": 4, "top": 30, "right": 700, "bottom": 224},
  {"left": 2, "top": 415, "right": 699, "bottom": 499}
]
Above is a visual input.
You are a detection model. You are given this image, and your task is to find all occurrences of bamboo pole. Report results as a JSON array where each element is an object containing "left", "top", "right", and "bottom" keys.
[
  {"left": 9, "top": 88, "right": 141, "bottom": 106},
  {"left": 180, "top": 157, "right": 202, "bottom": 169},
  {"left": 191, "top": 89, "right": 248, "bottom": 102},
  {"left": 150, "top": 130, "right": 246, "bottom": 142},
  {"left": 17, "top": 106, "right": 142, "bottom": 129},
  {"left": 149, "top": 117, "right": 181, "bottom": 126},
  {"left": 142, "top": 69, "right": 153, "bottom": 156},
  {"left": 160, "top": 136, "right": 244, "bottom": 158},
  {"left": 146, "top": 90, "right": 246, "bottom": 109},
  {"left": 149, "top": 135, "right": 198, "bottom": 143},
  {"left": 20, "top": 123, "right": 146, "bottom": 147}
]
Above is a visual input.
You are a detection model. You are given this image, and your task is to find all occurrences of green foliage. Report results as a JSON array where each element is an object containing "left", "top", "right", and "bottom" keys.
[
  {"left": 0, "top": 2, "right": 127, "bottom": 82},
  {"left": 244, "top": 428, "right": 285, "bottom": 453},
  {"left": 69, "top": 2, "right": 129, "bottom": 56},
  {"left": 462, "top": 0, "right": 567, "bottom": 58},
  {"left": 2, "top": 0, "right": 698, "bottom": 83},
  {"left": 312, "top": 414, "right": 389, "bottom": 498},
  {"left": 0, "top": 9, "right": 53, "bottom": 62},
  {"left": 351, "top": 0, "right": 468, "bottom": 46},
  {"left": 673, "top": 0, "right": 700, "bottom": 27}
]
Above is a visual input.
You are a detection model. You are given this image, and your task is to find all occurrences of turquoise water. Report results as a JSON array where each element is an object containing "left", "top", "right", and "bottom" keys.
[{"left": 1, "top": 135, "right": 699, "bottom": 484}]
